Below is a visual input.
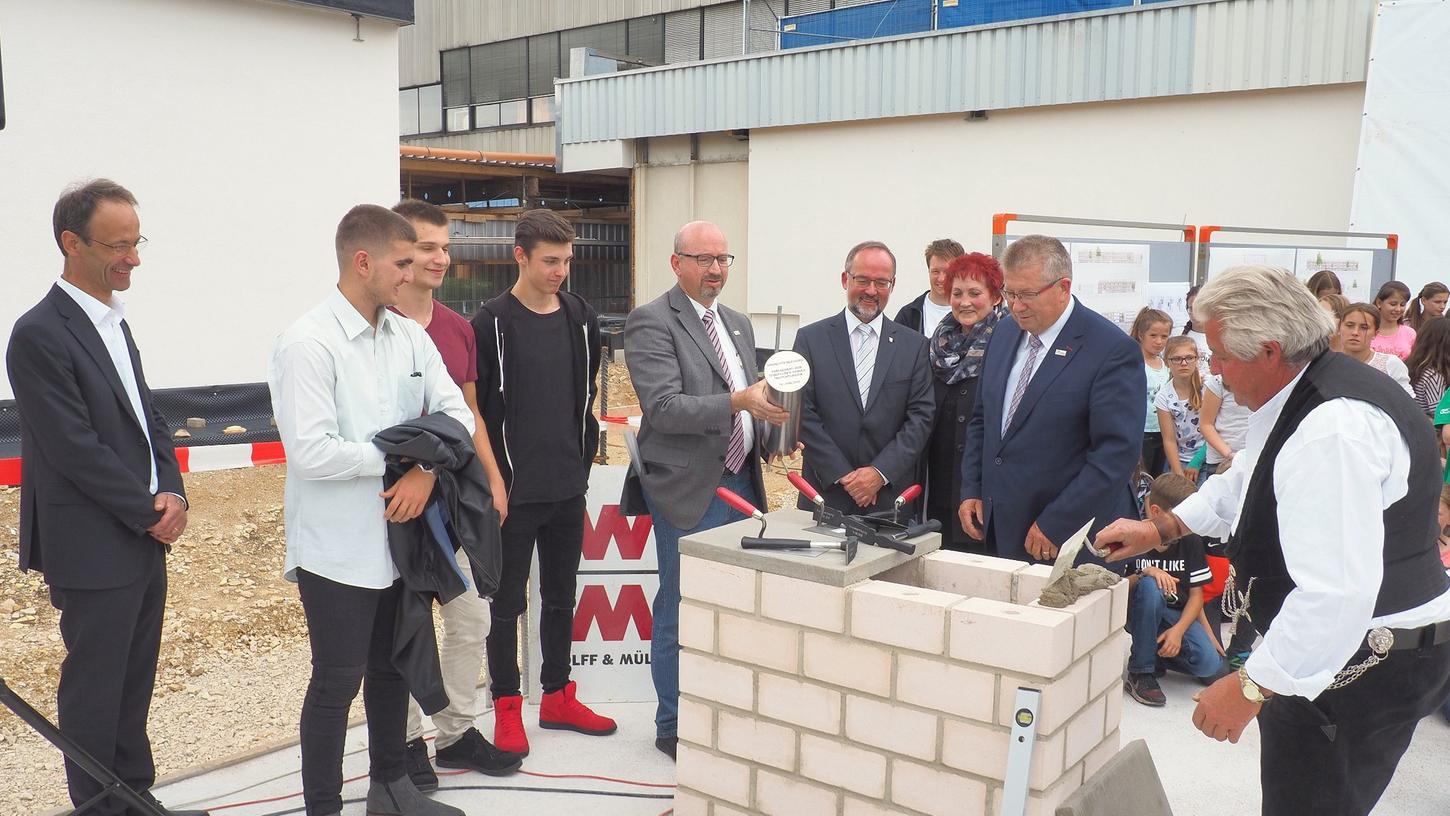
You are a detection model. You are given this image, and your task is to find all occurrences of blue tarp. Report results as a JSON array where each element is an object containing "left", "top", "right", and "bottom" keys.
[{"left": 781, "top": 0, "right": 934, "bottom": 49}]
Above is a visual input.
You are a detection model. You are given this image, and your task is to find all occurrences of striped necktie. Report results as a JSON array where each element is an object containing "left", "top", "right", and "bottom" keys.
[
  {"left": 702, "top": 309, "right": 747, "bottom": 473},
  {"left": 1003, "top": 333, "right": 1043, "bottom": 431},
  {"left": 854, "top": 323, "right": 877, "bottom": 408}
]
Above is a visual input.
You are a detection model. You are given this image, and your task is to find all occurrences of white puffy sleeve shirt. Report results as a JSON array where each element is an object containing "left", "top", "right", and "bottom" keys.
[{"left": 1174, "top": 367, "right": 1450, "bottom": 700}]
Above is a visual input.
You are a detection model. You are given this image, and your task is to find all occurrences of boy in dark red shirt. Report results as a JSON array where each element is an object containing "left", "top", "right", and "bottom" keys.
[{"left": 390, "top": 200, "right": 519, "bottom": 786}]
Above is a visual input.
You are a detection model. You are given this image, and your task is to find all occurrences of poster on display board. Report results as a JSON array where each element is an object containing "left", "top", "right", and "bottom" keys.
[
  {"left": 524, "top": 465, "right": 658, "bottom": 703},
  {"left": 1204, "top": 246, "right": 1299, "bottom": 280},
  {"left": 1068, "top": 242, "right": 1150, "bottom": 334},
  {"left": 1144, "top": 282, "right": 1191, "bottom": 334},
  {"left": 1295, "top": 248, "right": 1375, "bottom": 303}
]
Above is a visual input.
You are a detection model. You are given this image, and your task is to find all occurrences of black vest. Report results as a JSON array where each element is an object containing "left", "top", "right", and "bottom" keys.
[{"left": 1228, "top": 351, "right": 1448, "bottom": 635}]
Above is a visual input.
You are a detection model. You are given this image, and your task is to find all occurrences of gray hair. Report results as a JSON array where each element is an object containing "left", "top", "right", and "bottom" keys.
[
  {"left": 1193, "top": 265, "right": 1335, "bottom": 364},
  {"left": 1002, "top": 234, "right": 1072, "bottom": 282},
  {"left": 842, "top": 240, "right": 897, "bottom": 275}
]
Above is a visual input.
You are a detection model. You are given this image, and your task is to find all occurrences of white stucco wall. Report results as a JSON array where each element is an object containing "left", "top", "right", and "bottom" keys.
[
  {"left": 0, "top": 0, "right": 403, "bottom": 399},
  {"left": 744, "top": 83, "right": 1367, "bottom": 344}
]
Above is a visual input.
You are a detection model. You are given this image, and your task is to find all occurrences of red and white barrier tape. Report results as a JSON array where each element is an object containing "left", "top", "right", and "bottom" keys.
[{"left": 0, "top": 441, "right": 287, "bottom": 487}]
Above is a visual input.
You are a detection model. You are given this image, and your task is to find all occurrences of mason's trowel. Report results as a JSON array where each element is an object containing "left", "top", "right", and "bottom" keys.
[{"left": 1046, "top": 518, "right": 1097, "bottom": 587}]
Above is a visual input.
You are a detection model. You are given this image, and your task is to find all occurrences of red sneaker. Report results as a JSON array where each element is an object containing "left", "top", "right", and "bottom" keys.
[
  {"left": 492, "top": 695, "right": 530, "bottom": 756},
  {"left": 539, "top": 681, "right": 617, "bottom": 736}
]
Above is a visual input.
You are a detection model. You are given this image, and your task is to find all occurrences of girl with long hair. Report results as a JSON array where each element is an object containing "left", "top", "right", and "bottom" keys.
[
  {"left": 1371, "top": 281, "right": 1416, "bottom": 360},
  {"left": 1406, "top": 316, "right": 1450, "bottom": 415},
  {"left": 1338, "top": 302, "right": 1413, "bottom": 395},
  {"left": 1131, "top": 307, "right": 1173, "bottom": 477},
  {"left": 1407, "top": 282, "right": 1450, "bottom": 332},
  {"left": 1154, "top": 336, "right": 1205, "bottom": 480}
]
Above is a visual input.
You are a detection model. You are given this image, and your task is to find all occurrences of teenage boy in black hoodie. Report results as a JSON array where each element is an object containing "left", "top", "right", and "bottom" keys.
[{"left": 471, "top": 209, "right": 611, "bottom": 756}]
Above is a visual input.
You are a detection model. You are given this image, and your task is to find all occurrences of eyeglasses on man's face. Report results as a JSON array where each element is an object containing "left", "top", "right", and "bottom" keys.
[
  {"left": 1001, "top": 278, "right": 1062, "bottom": 303},
  {"left": 88, "top": 236, "right": 148, "bottom": 255},
  {"left": 848, "top": 276, "right": 895, "bottom": 292},
  {"left": 677, "top": 252, "right": 735, "bottom": 269}
]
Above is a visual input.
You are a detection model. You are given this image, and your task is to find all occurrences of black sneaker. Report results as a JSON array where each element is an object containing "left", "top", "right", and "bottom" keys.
[
  {"left": 1125, "top": 672, "right": 1167, "bottom": 707},
  {"left": 1198, "top": 660, "right": 1234, "bottom": 686},
  {"left": 435, "top": 727, "right": 523, "bottom": 777},
  {"left": 404, "top": 737, "right": 438, "bottom": 793},
  {"left": 655, "top": 735, "right": 678, "bottom": 761}
]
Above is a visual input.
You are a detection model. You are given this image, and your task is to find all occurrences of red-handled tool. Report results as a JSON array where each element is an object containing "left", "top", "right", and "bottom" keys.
[
  {"left": 892, "top": 484, "right": 923, "bottom": 525},
  {"left": 790, "top": 472, "right": 848, "bottom": 535},
  {"left": 788, "top": 472, "right": 822, "bottom": 506},
  {"left": 718, "top": 486, "right": 859, "bottom": 562}
]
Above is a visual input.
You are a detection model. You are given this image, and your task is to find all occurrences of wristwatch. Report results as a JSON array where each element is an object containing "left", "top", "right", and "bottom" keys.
[
  {"left": 415, "top": 462, "right": 436, "bottom": 475},
  {"left": 1238, "top": 666, "right": 1266, "bottom": 704}
]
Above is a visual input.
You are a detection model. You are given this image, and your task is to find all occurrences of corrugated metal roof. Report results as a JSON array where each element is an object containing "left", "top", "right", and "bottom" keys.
[{"left": 554, "top": 0, "right": 1372, "bottom": 145}]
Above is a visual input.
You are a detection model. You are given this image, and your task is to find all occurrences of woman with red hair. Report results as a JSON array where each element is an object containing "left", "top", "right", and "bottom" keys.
[{"left": 924, "top": 252, "right": 1007, "bottom": 551}]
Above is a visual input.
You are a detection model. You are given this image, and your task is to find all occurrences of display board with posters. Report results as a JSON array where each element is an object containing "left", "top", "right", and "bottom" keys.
[
  {"left": 1197, "top": 226, "right": 1397, "bottom": 305},
  {"left": 996, "top": 214, "right": 1194, "bottom": 337},
  {"left": 523, "top": 465, "right": 658, "bottom": 703}
]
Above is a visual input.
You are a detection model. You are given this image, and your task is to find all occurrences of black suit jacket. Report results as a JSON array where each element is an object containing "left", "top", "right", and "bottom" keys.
[
  {"left": 793, "top": 311, "right": 936, "bottom": 514},
  {"left": 6, "top": 284, "right": 184, "bottom": 589}
]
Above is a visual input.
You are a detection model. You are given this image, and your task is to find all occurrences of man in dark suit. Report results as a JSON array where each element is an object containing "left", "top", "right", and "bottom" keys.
[
  {"left": 6, "top": 180, "right": 204, "bottom": 816},
  {"left": 624, "top": 220, "right": 788, "bottom": 759},
  {"left": 794, "top": 241, "right": 936, "bottom": 514},
  {"left": 958, "top": 234, "right": 1145, "bottom": 564}
]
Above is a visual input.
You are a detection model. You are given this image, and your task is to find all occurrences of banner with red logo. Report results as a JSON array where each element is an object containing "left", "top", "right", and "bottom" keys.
[{"left": 524, "top": 465, "right": 658, "bottom": 703}]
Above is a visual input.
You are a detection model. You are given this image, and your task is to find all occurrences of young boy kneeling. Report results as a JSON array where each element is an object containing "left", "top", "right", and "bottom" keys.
[{"left": 1123, "top": 473, "right": 1225, "bottom": 706}]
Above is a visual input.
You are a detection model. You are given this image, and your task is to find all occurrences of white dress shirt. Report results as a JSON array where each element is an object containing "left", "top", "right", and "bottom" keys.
[
  {"left": 269, "top": 288, "right": 474, "bottom": 589},
  {"left": 56, "top": 278, "right": 161, "bottom": 494},
  {"left": 842, "top": 309, "right": 890, "bottom": 485},
  {"left": 687, "top": 297, "right": 754, "bottom": 453},
  {"left": 1174, "top": 365, "right": 1450, "bottom": 699},
  {"left": 1001, "top": 296, "right": 1075, "bottom": 434}
]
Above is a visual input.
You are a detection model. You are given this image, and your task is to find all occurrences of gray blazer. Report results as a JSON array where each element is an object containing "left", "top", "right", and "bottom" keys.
[
  {"left": 624, "top": 285, "right": 766, "bottom": 529},
  {"left": 793, "top": 311, "right": 935, "bottom": 514}
]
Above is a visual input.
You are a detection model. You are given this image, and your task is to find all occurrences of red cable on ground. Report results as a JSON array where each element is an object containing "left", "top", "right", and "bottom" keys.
[
  {"left": 519, "top": 769, "right": 675, "bottom": 789},
  {"left": 599, "top": 414, "right": 633, "bottom": 424}
]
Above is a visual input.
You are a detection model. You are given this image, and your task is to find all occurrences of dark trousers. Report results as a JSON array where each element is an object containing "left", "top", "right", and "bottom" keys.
[
  {"left": 1258, "top": 636, "right": 1450, "bottom": 816},
  {"left": 296, "top": 570, "right": 408, "bottom": 816},
  {"left": 487, "top": 495, "right": 586, "bottom": 698},
  {"left": 1141, "top": 432, "right": 1167, "bottom": 477},
  {"left": 48, "top": 557, "right": 167, "bottom": 816}
]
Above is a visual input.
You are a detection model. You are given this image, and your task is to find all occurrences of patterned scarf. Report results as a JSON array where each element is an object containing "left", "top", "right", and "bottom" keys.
[{"left": 929, "top": 303, "right": 1007, "bottom": 385}]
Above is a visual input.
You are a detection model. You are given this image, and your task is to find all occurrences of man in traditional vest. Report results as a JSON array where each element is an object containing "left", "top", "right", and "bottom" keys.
[{"left": 1097, "top": 264, "right": 1450, "bottom": 816}]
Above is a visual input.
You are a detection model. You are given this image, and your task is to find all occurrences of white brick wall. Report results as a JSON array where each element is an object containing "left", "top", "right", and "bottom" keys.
[
  {"left": 845, "top": 695, "right": 939, "bottom": 761},
  {"left": 679, "top": 651, "right": 754, "bottom": 711},
  {"left": 677, "top": 543, "right": 1121, "bottom": 815},
  {"left": 717, "top": 708, "right": 797, "bottom": 771},
  {"left": 760, "top": 571, "right": 847, "bottom": 632},
  {"left": 718, "top": 611, "right": 800, "bottom": 674},
  {"left": 949, "top": 597, "right": 1075, "bottom": 676},
  {"left": 920, "top": 551, "right": 1017, "bottom": 603},
  {"left": 799, "top": 733, "right": 889, "bottom": 798},
  {"left": 676, "top": 743, "right": 753, "bottom": 807},
  {"left": 757, "top": 673, "right": 843, "bottom": 734},
  {"left": 681, "top": 555, "right": 758, "bottom": 613},
  {"left": 679, "top": 600, "right": 716, "bottom": 653},
  {"left": 890, "top": 758, "right": 991, "bottom": 816},
  {"left": 678, "top": 694, "right": 715, "bottom": 748},
  {"left": 756, "top": 768, "right": 840, "bottom": 814},
  {"left": 803, "top": 632, "right": 894, "bottom": 697},
  {"left": 896, "top": 653, "right": 995, "bottom": 723},
  {"left": 994, "top": 657, "right": 1091, "bottom": 734},
  {"left": 848, "top": 580, "right": 960, "bottom": 654}
]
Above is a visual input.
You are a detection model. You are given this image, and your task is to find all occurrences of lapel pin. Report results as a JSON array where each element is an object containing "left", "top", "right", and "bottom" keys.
[
  {"left": 888, "top": 336, "right": 894, "bottom": 343},
  {"left": 732, "top": 329, "right": 740, "bottom": 336},
  {"left": 1054, "top": 348, "right": 1068, "bottom": 357}
]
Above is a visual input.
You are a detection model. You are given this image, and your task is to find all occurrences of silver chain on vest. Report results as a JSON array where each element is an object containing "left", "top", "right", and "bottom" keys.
[{"left": 1221, "top": 566, "right": 1391, "bottom": 690}]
